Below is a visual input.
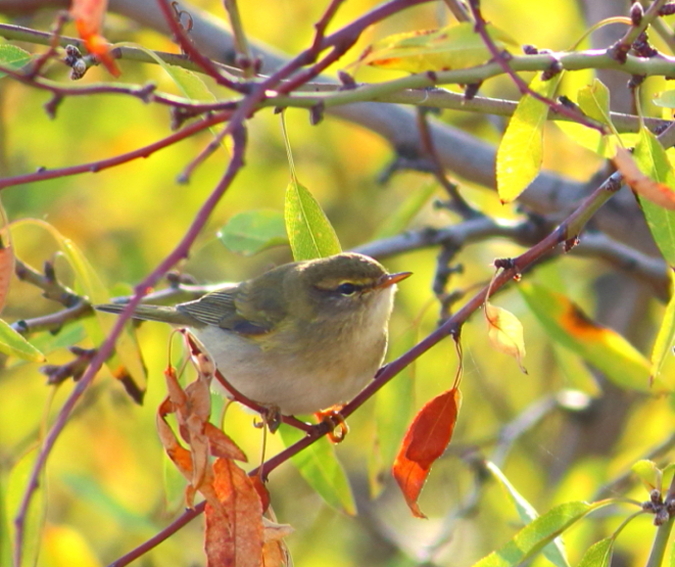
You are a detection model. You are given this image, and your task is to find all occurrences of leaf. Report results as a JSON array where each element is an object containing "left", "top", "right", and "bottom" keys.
[
  {"left": 205, "top": 458, "right": 264, "bottom": 567},
  {"left": 577, "top": 79, "right": 613, "bottom": 130},
  {"left": 652, "top": 90, "right": 675, "bottom": 109},
  {"left": 497, "top": 73, "right": 560, "bottom": 203},
  {"left": 279, "top": 425, "right": 356, "bottom": 515},
  {"left": 486, "top": 462, "right": 570, "bottom": 567},
  {"left": 218, "top": 210, "right": 288, "bottom": 256},
  {"left": 472, "top": 501, "right": 605, "bottom": 567},
  {"left": 650, "top": 272, "right": 675, "bottom": 381},
  {"left": 375, "top": 183, "right": 437, "bottom": 239},
  {"left": 0, "top": 44, "right": 33, "bottom": 79},
  {"left": 632, "top": 459, "right": 661, "bottom": 491},
  {"left": 628, "top": 128, "right": 675, "bottom": 265},
  {"left": 519, "top": 283, "right": 658, "bottom": 393},
  {"left": 353, "top": 22, "right": 519, "bottom": 73},
  {"left": 284, "top": 179, "right": 341, "bottom": 261},
  {"left": 613, "top": 146, "right": 675, "bottom": 210},
  {"left": 484, "top": 302, "right": 527, "bottom": 373},
  {"left": 576, "top": 537, "right": 615, "bottom": 567},
  {"left": 70, "top": 0, "right": 121, "bottom": 76},
  {"left": 392, "top": 387, "right": 461, "bottom": 518},
  {"left": 0, "top": 319, "right": 45, "bottom": 362}
]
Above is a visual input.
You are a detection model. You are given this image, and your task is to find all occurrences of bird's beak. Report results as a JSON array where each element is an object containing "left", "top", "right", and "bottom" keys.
[{"left": 375, "top": 271, "right": 412, "bottom": 289}]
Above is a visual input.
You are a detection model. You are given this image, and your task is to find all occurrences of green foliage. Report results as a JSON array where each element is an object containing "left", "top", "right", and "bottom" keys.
[{"left": 632, "top": 128, "right": 675, "bottom": 267}]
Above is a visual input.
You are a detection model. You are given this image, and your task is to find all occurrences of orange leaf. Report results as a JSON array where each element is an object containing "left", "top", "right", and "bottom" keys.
[
  {"left": 485, "top": 302, "right": 527, "bottom": 373},
  {"left": 261, "top": 517, "right": 294, "bottom": 567},
  {"left": 205, "top": 422, "right": 248, "bottom": 462},
  {"left": 613, "top": 147, "right": 675, "bottom": 210},
  {"left": 205, "top": 458, "right": 264, "bottom": 567},
  {"left": 70, "top": 0, "right": 121, "bottom": 76},
  {"left": 393, "top": 388, "right": 462, "bottom": 518}
]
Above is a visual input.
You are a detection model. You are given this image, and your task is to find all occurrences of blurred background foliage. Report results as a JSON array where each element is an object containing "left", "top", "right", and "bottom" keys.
[{"left": 0, "top": 0, "right": 674, "bottom": 566}]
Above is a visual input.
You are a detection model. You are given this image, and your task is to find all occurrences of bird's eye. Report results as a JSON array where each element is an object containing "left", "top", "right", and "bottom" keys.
[{"left": 336, "top": 282, "right": 358, "bottom": 296}]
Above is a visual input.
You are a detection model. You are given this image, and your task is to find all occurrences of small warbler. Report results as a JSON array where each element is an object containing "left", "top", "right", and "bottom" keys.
[{"left": 97, "top": 252, "right": 410, "bottom": 416}]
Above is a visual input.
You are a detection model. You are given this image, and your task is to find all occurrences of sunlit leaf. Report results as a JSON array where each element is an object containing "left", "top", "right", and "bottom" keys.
[
  {"left": 42, "top": 524, "right": 101, "bottom": 567},
  {"left": 486, "top": 462, "right": 570, "bottom": 567},
  {"left": 70, "top": 0, "right": 120, "bottom": 76},
  {"left": 485, "top": 302, "right": 527, "bottom": 373},
  {"left": 632, "top": 459, "right": 661, "bottom": 491},
  {"left": 631, "top": 128, "right": 675, "bottom": 265},
  {"left": 472, "top": 501, "right": 606, "bottom": 567},
  {"left": 577, "top": 79, "right": 613, "bottom": 129},
  {"left": 393, "top": 387, "right": 461, "bottom": 518},
  {"left": 280, "top": 426, "right": 356, "bottom": 514},
  {"left": 0, "top": 319, "right": 45, "bottom": 362},
  {"left": 0, "top": 44, "right": 33, "bottom": 79},
  {"left": 218, "top": 210, "right": 288, "bottom": 256},
  {"left": 519, "top": 283, "right": 658, "bottom": 393},
  {"left": 285, "top": 179, "right": 341, "bottom": 261},
  {"left": 497, "top": 73, "right": 560, "bottom": 203},
  {"left": 354, "top": 23, "right": 518, "bottom": 73},
  {"left": 530, "top": 287, "right": 655, "bottom": 386},
  {"left": 576, "top": 537, "right": 615, "bottom": 567},
  {"left": 650, "top": 272, "right": 675, "bottom": 381},
  {"left": 652, "top": 90, "right": 675, "bottom": 109}
]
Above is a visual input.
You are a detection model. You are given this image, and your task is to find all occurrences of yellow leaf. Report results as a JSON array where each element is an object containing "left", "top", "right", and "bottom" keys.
[
  {"left": 353, "top": 23, "right": 519, "bottom": 74},
  {"left": 485, "top": 302, "right": 527, "bottom": 373}
]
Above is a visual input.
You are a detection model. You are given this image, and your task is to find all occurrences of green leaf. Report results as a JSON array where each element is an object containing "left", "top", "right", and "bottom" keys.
[
  {"left": 497, "top": 74, "right": 560, "bottom": 203},
  {"left": 354, "top": 22, "right": 519, "bottom": 73},
  {"left": 114, "top": 42, "right": 217, "bottom": 102},
  {"left": 519, "top": 283, "right": 658, "bottom": 393},
  {"left": 218, "top": 209, "right": 288, "bottom": 256},
  {"left": 284, "top": 179, "right": 341, "bottom": 261},
  {"left": 0, "top": 319, "right": 44, "bottom": 362},
  {"left": 375, "top": 183, "right": 437, "bottom": 239},
  {"left": 279, "top": 426, "right": 356, "bottom": 514},
  {"left": 472, "top": 501, "right": 602, "bottom": 567},
  {"left": 632, "top": 459, "right": 661, "bottom": 490},
  {"left": 0, "top": 44, "right": 32, "bottom": 79},
  {"left": 650, "top": 273, "right": 675, "bottom": 381},
  {"left": 577, "top": 79, "right": 613, "bottom": 130},
  {"left": 486, "top": 462, "right": 570, "bottom": 567},
  {"left": 632, "top": 128, "right": 675, "bottom": 266},
  {"left": 576, "top": 537, "right": 615, "bottom": 567}
]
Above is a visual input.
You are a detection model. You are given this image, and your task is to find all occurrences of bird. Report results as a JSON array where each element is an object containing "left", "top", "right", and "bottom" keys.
[{"left": 96, "top": 252, "right": 411, "bottom": 417}]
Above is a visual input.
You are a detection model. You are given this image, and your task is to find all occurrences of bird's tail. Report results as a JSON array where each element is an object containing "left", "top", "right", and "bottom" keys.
[{"left": 95, "top": 303, "right": 197, "bottom": 326}]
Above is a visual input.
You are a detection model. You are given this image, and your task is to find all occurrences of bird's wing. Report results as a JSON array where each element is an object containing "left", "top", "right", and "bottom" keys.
[{"left": 177, "top": 285, "right": 278, "bottom": 336}]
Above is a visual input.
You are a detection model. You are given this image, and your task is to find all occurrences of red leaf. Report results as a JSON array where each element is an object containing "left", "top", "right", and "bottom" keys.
[
  {"left": 393, "top": 388, "right": 462, "bottom": 518},
  {"left": 70, "top": 0, "right": 121, "bottom": 77}
]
